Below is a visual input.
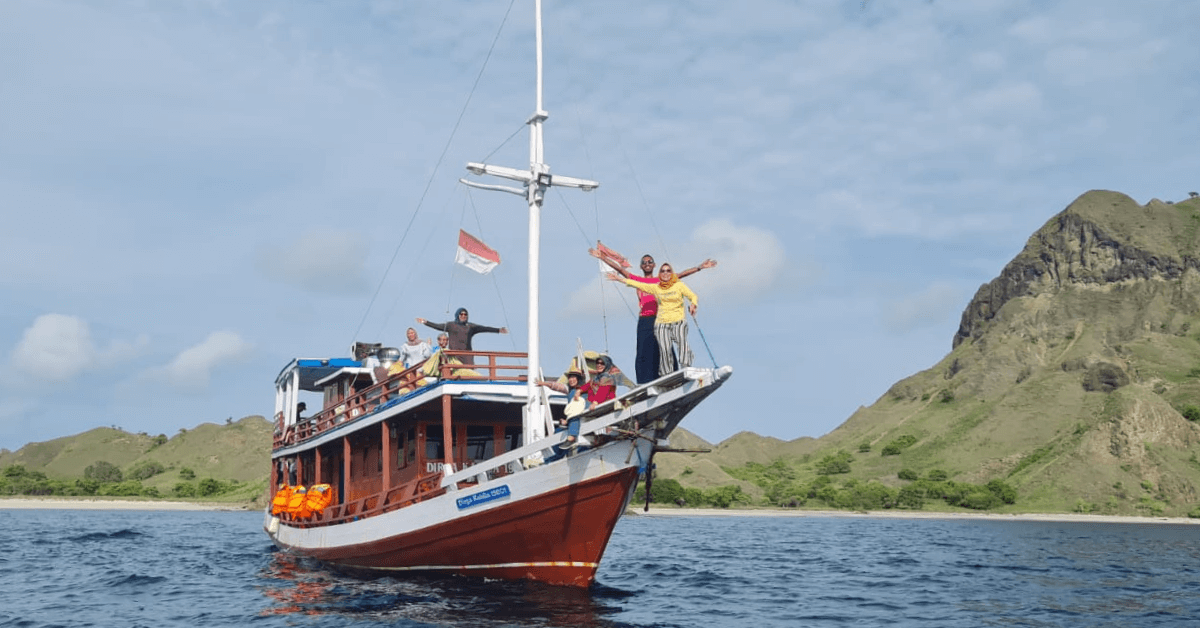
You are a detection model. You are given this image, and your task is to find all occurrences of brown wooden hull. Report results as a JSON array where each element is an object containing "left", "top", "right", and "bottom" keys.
[{"left": 282, "top": 466, "right": 640, "bottom": 588}]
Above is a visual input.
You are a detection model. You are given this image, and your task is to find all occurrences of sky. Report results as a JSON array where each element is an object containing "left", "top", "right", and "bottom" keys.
[{"left": 2, "top": 0, "right": 1199, "bottom": 452}]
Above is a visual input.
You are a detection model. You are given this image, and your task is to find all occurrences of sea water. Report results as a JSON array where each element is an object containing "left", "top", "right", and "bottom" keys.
[{"left": 0, "top": 508, "right": 1197, "bottom": 627}]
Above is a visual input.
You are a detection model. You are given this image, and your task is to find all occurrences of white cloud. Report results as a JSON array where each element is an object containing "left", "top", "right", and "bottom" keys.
[
  {"left": 153, "top": 331, "right": 253, "bottom": 391},
  {"left": 559, "top": 218, "right": 787, "bottom": 317},
  {"left": 4, "top": 314, "right": 151, "bottom": 392},
  {"left": 883, "top": 283, "right": 964, "bottom": 333},
  {"left": 9, "top": 314, "right": 95, "bottom": 383},
  {"left": 258, "top": 229, "right": 371, "bottom": 295}
]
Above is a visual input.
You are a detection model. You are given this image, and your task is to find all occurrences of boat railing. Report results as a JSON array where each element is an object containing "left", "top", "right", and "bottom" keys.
[
  {"left": 277, "top": 368, "right": 721, "bottom": 529},
  {"left": 436, "top": 369, "right": 699, "bottom": 489},
  {"left": 273, "top": 349, "right": 529, "bottom": 448}
]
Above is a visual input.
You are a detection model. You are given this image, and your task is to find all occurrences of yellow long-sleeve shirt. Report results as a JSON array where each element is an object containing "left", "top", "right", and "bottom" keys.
[{"left": 620, "top": 277, "right": 697, "bottom": 324}]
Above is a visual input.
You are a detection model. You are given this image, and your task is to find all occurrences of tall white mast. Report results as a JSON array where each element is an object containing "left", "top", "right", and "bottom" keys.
[{"left": 461, "top": 0, "right": 599, "bottom": 451}]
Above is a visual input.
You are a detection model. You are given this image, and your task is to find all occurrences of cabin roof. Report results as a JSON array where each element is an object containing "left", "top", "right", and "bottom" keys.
[{"left": 276, "top": 358, "right": 363, "bottom": 390}]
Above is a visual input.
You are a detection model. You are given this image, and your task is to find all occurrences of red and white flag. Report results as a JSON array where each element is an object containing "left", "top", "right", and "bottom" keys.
[
  {"left": 455, "top": 229, "right": 501, "bottom": 274},
  {"left": 594, "top": 240, "right": 630, "bottom": 274}
]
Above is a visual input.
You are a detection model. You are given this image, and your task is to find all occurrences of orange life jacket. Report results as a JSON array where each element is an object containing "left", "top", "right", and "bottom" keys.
[
  {"left": 271, "top": 486, "right": 293, "bottom": 515},
  {"left": 285, "top": 486, "right": 308, "bottom": 516},
  {"left": 303, "top": 484, "right": 333, "bottom": 518}
]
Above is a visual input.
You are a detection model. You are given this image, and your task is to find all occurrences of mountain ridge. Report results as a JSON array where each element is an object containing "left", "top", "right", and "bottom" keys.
[{"left": 5, "top": 190, "right": 1200, "bottom": 516}]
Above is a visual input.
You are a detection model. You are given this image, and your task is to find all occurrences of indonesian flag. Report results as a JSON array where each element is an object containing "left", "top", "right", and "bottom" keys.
[
  {"left": 594, "top": 240, "right": 630, "bottom": 274},
  {"left": 455, "top": 229, "right": 501, "bottom": 274}
]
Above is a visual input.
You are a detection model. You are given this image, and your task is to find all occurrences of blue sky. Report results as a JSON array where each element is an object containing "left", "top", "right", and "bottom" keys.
[{"left": 2, "top": 0, "right": 1198, "bottom": 452}]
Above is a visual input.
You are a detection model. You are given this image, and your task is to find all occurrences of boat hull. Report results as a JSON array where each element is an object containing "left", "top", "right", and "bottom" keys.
[
  {"left": 267, "top": 365, "right": 732, "bottom": 588},
  {"left": 270, "top": 446, "right": 645, "bottom": 587}
]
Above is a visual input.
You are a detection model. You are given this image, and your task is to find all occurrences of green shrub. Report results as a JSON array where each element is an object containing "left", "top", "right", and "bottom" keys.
[
  {"left": 99, "top": 480, "right": 146, "bottom": 497},
  {"left": 858, "top": 442, "right": 871, "bottom": 453},
  {"left": 128, "top": 461, "right": 166, "bottom": 481},
  {"left": 197, "top": 478, "right": 231, "bottom": 497},
  {"left": 955, "top": 486, "right": 1000, "bottom": 510},
  {"left": 173, "top": 482, "right": 197, "bottom": 498},
  {"left": 705, "top": 485, "right": 746, "bottom": 508},
  {"left": 986, "top": 479, "right": 1017, "bottom": 504},
  {"left": 84, "top": 461, "right": 123, "bottom": 484},
  {"left": 815, "top": 450, "right": 853, "bottom": 475},
  {"left": 898, "top": 468, "right": 919, "bottom": 481},
  {"left": 881, "top": 435, "right": 918, "bottom": 456},
  {"left": 635, "top": 477, "right": 686, "bottom": 504},
  {"left": 927, "top": 469, "right": 949, "bottom": 481},
  {"left": 896, "top": 485, "right": 925, "bottom": 509},
  {"left": 179, "top": 468, "right": 195, "bottom": 480},
  {"left": 1181, "top": 406, "right": 1200, "bottom": 422},
  {"left": 3, "top": 465, "right": 27, "bottom": 478}
]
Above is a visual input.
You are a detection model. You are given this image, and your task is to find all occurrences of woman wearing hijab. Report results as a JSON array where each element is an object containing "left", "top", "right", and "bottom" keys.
[
  {"left": 416, "top": 307, "right": 507, "bottom": 365},
  {"left": 580, "top": 355, "right": 619, "bottom": 408},
  {"left": 536, "top": 368, "right": 587, "bottom": 453},
  {"left": 395, "top": 327, "right": 432, "bottom": 371},
  {"left": 608, "top": 264, "right": 698, "bottom": 376}
]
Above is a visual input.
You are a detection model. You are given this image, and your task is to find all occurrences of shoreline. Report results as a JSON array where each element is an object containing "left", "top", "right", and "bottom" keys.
[
  {"left": 631, "top": 506, "right": 1200, "bottom": 525},
  {"left": 2, "top": 497, "right": 1196, "bottom": 524},
  {"left": 0, "top": 497, "right": 250, "bottom": 511}
]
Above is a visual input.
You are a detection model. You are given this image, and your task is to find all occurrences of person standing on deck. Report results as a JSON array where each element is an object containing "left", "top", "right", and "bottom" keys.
[
  {"left": 607, "top": 264, "right": 698, "bottom": 377},
  {"left": 416, "top": 308, "right": 507, "bottom": 365},
  {"left": 589, "top": 244, "right": 715, "bottom": 383}
]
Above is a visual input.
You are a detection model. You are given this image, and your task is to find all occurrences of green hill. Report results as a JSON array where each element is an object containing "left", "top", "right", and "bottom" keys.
[
  {"left": 8, "top": 192, "right": 1200, "bottom": 518},
  {"left": 0, "top": 416, "right": 272, "bottom": 504},
  {"left": 655, "top": 190, "right": 1200, "bottom": 517}
]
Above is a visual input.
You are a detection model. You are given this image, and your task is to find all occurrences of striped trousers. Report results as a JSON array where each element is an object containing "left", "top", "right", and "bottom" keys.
[{"left": 654, "top": 320, "right": 692, "bottom": 376}]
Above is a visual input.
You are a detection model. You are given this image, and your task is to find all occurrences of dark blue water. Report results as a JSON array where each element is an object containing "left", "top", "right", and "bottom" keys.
[{"left": 1, "top": 509, "right": 1197, "bottom": 627}]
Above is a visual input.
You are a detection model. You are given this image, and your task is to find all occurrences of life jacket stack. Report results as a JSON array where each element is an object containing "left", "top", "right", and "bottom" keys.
[{"left": 271, "top": 484, "right": 334, "bottom": 520}]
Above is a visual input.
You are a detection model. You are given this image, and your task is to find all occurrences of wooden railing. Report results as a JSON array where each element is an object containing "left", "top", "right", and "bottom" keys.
[
  {"left": 273, "top": 350, "right": 528, "bottom": 449},
  {"left": 278, "top": 471, "right": 450, "bottom": 528}
]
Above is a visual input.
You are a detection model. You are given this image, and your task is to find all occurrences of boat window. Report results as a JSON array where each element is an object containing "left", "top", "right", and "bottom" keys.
[
  {"left": 425, "top": 431, "right": 444, "bottom": 461},
  {"left": 505, "top": 426, "right": 522, "bottom": 452},
  {"left": 466, "top": 426, "right": 494, "bottom": 462},
  {"left": 404, "top": 428, "right": 416, "bottom": 466}
]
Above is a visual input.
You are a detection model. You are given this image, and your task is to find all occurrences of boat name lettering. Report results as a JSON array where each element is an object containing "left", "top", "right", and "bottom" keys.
[
  {"left": 427, "top": 461, "right": 518, "bottom": 474},
  {"left": 456, "top": 484, "right": 511, "bottom": 510}
]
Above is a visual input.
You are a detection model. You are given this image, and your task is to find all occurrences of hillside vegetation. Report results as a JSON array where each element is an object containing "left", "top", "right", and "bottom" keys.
[
  {"left": 0, "top": 416, "right": 271, "bottom": 505},
  {"left": 6, "top": 191, "right": 1200, "bottom": 518},
  {"left": 653, "top": 191, "right": 1200, "bottom": 518}
]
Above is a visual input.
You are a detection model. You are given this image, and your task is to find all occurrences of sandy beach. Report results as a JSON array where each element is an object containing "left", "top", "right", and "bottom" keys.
[
  {"left": 2, "top": 497, "right": 1195, "bottom": 524},
  {"left": 632, "top": 506, "right": 1200, "bottom": 525},
  {"left": 0, "top": 497, "right": 249, "bottom": 511}
]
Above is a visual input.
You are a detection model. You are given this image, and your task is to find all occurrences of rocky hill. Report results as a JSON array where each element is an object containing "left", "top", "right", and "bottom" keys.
[
  {"left": 8, "top": 193, "right": 1200, "bottom": 517},
  {"left": 658, "top": 190, "right": 1200, "bottom": 516}
]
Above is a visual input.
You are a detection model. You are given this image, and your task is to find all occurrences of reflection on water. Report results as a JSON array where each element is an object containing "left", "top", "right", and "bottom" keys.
[{"left": 257, "top": 551, "right": 638, "bottom": 628}]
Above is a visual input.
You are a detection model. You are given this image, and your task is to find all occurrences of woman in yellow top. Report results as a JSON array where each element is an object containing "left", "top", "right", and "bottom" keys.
[{"left": 607, "top": 263, "right": 698, "bottom": 377}]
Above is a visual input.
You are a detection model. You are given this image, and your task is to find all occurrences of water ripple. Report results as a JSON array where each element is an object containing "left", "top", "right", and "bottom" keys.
[{"left": 1, "top": 510, "right": 1198, "bottom": 627}]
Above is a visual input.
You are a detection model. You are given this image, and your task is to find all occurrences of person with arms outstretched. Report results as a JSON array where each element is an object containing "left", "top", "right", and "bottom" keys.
[
  {"left": 416, "top": 308, "right": 507, "bottom": 365},
  {"left": 590, "top": 243, "right": 714, "bottom": 383},
  {"left": 607, "top": 264, "right": 698, "bottom": 377}
]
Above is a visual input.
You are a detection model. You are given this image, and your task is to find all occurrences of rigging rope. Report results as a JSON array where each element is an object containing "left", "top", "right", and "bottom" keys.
[
  {"left": 690, "top": 310, "right": 718, "bottom": 367},
  {"left": 350, "top": 0, "right": 519, "bottom": 347}
]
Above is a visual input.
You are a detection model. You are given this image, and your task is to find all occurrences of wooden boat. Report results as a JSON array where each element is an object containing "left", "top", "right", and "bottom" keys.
[{"left": 263, "top": 0, "right": 732, "bottom": 588}]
